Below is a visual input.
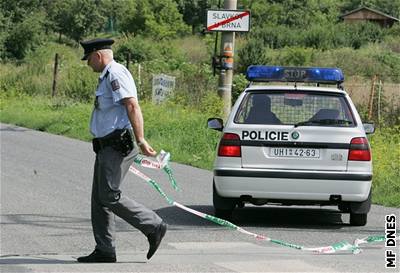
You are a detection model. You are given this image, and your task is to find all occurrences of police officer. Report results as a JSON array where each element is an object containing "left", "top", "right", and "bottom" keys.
[{"left": 77, "top": 38, "right": 167, "bottom": 263}]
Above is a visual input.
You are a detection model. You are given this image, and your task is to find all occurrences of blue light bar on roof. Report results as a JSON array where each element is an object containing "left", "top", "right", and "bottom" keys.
[{"left": 246, "top": 65, "right": 344, "bottom": 84}]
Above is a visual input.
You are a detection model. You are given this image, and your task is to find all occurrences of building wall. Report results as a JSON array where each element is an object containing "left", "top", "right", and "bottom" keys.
[{"left": 342, "top": 10, "right": 396, "bottom": 27}]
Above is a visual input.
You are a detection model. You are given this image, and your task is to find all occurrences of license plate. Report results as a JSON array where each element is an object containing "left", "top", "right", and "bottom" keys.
[{"left": 269, "top": 147, "right": 320, "bottom": 158}]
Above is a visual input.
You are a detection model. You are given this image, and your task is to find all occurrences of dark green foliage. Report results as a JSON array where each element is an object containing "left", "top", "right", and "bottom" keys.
[
  {"left": 232, "top": 73, "right": 247, "bottom": 103},
  {"left": 175, "top": 0, "right": 210, "bottom": 33},
  {"left": 3, "top": 12, "right": 45, "bottom": 59},
  {"left": 118, "top": 0, "right": 190, "bottom": 39},
  {"left": 0, "top": 10, "right": 6, "bottom": 58},
  {"left": 1, "top": 0, "right": 399, "bottom": 60},
  {"left": 0, "top": 0, "right": 47, "bottom": 59},
  {"left": 114, "top": 35, "right": 187, "bottom": 71},
  {"left": 345, "top": 22, "right": 384, "bottom": 49},
  {"left": 237, "top": 39, "right": 265, "bottom": 70},
  {"left": 115, "top": 36, "right": 160, "bottom": 63},
  {"left": 47, "top": 0, "right": 106, "bottom": 42}
]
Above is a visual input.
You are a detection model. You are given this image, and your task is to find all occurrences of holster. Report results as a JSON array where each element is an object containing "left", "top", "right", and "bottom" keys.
[{"left": 92, "top": 129, "right": 134, "bottom": 156}]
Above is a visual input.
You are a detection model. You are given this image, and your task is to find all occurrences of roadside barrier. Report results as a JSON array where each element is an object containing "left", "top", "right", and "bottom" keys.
[{"left": 130, "top": 151, "right": 387, "bottom": 254}]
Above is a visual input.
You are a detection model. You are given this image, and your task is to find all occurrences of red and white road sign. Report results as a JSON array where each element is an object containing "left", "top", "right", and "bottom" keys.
[{"left": 206, "top": 10, "right": 250, "bottom": 32}]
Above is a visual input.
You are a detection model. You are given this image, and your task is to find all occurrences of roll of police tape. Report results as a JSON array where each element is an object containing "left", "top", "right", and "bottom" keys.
[
  {"left": 133, "top": 150, "right": 179, "bottom": 191},
  {"left": 129, "top": 150, "right": 386, "bottom": 254}
]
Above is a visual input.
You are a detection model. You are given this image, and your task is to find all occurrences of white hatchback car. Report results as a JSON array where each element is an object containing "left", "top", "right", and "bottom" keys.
[{"left": 208, "top": 66, "right": 374, "bottom": 226}]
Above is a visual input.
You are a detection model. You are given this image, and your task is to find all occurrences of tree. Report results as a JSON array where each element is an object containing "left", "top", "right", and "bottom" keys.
[
  {"left": 47, "top": 0, "right": 106, "bottom": 42},
  {"left": 119, "top": 0, "right": 190, "bottom": 39},
  {"left": 0, "top": 0, "right": 47, "bottom": 59},
  {"left": 4, "top": 11, "right": 45, "bottom": 59},
  {"left": 174, "top": 0, "right": 210, "bottom": 34},
  {"left": 98, "top": 0, "right": 137, "bottom": 33},
  {"left": 0, "top": 8, "right": 8, "bottom": 59},
  {"left": 0, "top": 0, "right": 44, "bottom": 23}
]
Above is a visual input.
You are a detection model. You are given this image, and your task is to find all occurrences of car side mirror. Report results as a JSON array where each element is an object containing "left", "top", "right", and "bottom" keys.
[
  {"left": 207, "top": 118, "right": 224, "bottom": 131},
  {"left": 363, "top": 123, "right": 375, "bottom": 134}
]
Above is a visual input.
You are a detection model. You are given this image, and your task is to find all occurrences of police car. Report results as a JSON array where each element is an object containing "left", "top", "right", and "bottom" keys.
[{"left": 208, "top": 66, "right": 375, "bottom": 226}]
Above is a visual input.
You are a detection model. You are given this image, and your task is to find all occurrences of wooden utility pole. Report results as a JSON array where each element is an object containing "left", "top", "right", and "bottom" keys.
[
  {"left": 368, "top": 75, "right": 377, "bottom": 120},
  {"left": 218, "top": 0, "right": 237, "bottom": 121},
  {"left": 52, "top": 53, "right": 59, "bottom": 97}
]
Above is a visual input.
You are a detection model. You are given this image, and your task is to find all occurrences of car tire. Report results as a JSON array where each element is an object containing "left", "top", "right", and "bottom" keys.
[
  {"left": 348, "top": 191, "right": 371, "bottom": 226},
  {"left": 338, "top": 203, "right": 350, "bottom": 212},
  {"left": 213, "top": 181, "right": 236, "bottom": 220},
  {"left": 350, "top": 213, "right": 367, "bottom": 226}
]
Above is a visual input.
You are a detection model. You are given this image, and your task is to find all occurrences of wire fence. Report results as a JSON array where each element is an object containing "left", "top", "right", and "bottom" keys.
[
  {"left": 345, "top": 76, "right": 400, "bottom": 126},
  {"left": 345, "top": 78, "right": 400, "bottom": 106}
]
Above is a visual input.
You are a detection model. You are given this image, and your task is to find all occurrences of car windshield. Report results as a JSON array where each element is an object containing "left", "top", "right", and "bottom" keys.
[{"left": 234, "top": 91, "right": 355, "bottom": 126}]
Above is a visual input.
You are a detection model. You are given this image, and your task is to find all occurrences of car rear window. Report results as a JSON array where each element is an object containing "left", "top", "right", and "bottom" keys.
[{"left": 234, "top": 91, "right": 355, "bottom": 126}]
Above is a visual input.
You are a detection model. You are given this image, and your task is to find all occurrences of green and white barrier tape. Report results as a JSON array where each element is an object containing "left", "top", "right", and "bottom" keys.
[{"left": 129, "top": 150, "right": 388, "bottom": 255}]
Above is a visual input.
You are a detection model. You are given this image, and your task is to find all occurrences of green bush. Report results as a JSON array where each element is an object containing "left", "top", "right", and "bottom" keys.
[
  {"left": 345, "top": 22, "right": 385, "bottom": 49},
  {"left": 63, "top": 64, "right": 97, "bottom": 102},
  {"left": 277, "top": 47, "right": 315, "bottom": 66},
  {"left": 0, "top": 42, "right": 97, "bottom": 100},
  {"left": 115, "top": 35, "right": 161, "bottom": 63},
  {"left": 4, "top": 11, "right": 46, "bottom": 59},
  {"left": 119, "top": 0, "right": 190, "bottom": 39},
  {"left": 198, "top": 91, "right": 224, "bottom": 117},
  {"left": 237, "top": 38, "right": 265, "bottom": 71},
  {"left": 369, "top": 126, "right": 400, "bottom": 206},
  {"left": 302, "top": 24, "right": 334, "bottom": 50},
  {"left": 232, "top": 73, "right": 247, "bottom": 103}
]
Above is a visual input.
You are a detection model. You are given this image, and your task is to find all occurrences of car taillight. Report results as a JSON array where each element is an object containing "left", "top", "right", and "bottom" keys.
[
  {"left": 348, "top": 137, "right": 371, "bottom": 161},
  {"left": 218, "top": 133, "right": 241, "bottom": 157}
]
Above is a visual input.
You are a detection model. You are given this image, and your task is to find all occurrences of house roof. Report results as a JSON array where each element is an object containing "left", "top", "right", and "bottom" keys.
[{"left": 340, "top": 6, "right": 400, "bottom": 22}]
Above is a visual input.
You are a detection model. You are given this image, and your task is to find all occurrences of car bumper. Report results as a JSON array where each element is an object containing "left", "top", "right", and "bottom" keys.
[{"left": 214, "top": 168, "right": 372, "bottom": 202}]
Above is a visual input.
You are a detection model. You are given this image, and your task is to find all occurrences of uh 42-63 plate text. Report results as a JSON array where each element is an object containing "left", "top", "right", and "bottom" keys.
[{"left": 269, "top": 147, "right": 320, "bottom": 158}]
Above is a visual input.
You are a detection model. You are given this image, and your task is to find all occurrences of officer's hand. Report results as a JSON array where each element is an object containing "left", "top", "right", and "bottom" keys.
[{"left": 138, "top": 139, "right": 157, "bottom": 157}]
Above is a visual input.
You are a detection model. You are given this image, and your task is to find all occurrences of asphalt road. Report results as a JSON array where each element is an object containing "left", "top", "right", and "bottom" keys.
[{"left": 1, "top": 123, "right": 399, "bottom": 273}]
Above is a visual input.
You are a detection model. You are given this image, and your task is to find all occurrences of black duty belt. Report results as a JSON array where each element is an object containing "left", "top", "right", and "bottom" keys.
[{"left": 92, "top": 129, "right": 134, "bottom": 156}]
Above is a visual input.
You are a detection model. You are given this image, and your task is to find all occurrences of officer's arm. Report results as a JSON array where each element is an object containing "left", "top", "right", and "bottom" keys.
[{"left": 123, "top": 97, "right": 157, "bottom": 156}]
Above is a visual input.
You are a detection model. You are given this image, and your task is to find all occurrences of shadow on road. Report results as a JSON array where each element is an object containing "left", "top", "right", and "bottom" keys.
[
  {"left": 155, "top": 205, "right": 346, "bottom": 230},
  {"left": 0, "top": 257, "right": 76, "bottom": 265},
  {"left": 1, "top": 214, "right": 91, "bottom": 231},
  {"left": 0, "top": 256, "right": 148, "bottom": 265},
  {"left": 1, "top": 205, "right": 346, "bottom": 234}
]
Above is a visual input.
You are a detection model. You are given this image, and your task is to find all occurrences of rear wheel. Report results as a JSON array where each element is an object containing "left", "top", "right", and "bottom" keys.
[
  {"left": 338, "top": 203, "right": 350, "bottom": 212},
  {"left": 213, "top": 181, "right": 236, "bottom": 220},
  {"left": 350, "top": 213, "right": 367, "bottom": 226},
  {"left": 349, "top": 191, "right": 371, "bottom": 226}
]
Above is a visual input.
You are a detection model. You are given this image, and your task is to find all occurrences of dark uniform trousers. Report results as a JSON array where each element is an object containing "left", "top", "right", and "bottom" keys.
[{"left": 91, "top": 145, "right": 162, "bottom": 254}]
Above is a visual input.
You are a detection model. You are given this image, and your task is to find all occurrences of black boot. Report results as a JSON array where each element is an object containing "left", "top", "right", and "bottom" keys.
[
  {"left": 77, "top": 249, "right": 116, "bottom": 263},
  {"left": 147, "top": 221, "right": 167, "bottom": 260}
]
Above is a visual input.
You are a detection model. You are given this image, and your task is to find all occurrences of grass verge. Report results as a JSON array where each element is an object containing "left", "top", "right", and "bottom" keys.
[
  {"left": 0, "top": 93, "right": 398, "bottom": 207},
  {"left": 0, "top": 92, "right": 221, "bottom": 170}
]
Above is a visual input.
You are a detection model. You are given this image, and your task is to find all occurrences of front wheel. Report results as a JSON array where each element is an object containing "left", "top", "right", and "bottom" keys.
[{"left": 350, "top": 213, "right": 367, "bottom": 226}]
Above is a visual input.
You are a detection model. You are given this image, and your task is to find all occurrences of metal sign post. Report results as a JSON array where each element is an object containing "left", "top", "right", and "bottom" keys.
[{"left": 206, "top": 0, "right": 251, "bottom": 121}]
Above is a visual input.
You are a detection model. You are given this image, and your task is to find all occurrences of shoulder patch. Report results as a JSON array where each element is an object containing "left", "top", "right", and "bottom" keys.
[{"left": 111, "top": 79, "right": 120, "bottom": 91}]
